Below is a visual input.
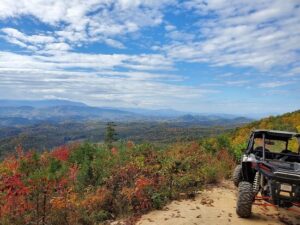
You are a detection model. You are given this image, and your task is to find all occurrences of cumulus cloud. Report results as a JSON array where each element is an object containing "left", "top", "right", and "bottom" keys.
[
  {"left": 3, "top": 1, "right": 298, "bottom": 70},
  {"left": 1, "top": 28, "right": 57, "bottom": 51},
  {"left": 2, "top": 28, "right": 54, "bottom": 44},
  {"left": 0, "top": 50, "right": 212, "bottom": 109},
  {"left": 0, "top": 0, "right": 299, "bottom": 112},
  {"left": 0, "top": 0, "right": 175, "bottom": 49},
  {"left": 164, "top": 0, "right": 300, "bottom": 70}
]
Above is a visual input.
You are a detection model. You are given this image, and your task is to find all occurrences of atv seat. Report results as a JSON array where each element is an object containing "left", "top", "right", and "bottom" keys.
[{"left": 253, "top": 148, "right": 300, "bottom": 163}]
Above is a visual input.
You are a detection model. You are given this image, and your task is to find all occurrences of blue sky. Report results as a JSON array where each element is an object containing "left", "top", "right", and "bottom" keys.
[{"left": 0, "top": 0, "right": 299, "bottom": 115}]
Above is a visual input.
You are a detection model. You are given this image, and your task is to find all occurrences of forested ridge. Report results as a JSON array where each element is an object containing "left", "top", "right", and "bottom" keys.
[{"left": 0, "top": 110, "right": 299, "bottom": 225}]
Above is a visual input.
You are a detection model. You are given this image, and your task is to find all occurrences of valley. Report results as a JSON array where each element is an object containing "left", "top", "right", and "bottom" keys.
[{"left": 0, "top": 99, "right": 251, "bottom": 157}]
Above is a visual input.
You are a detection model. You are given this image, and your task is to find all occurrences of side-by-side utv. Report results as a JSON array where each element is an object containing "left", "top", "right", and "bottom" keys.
[{"left": 233, "top": 130, "right": 300, "bottom": 218}]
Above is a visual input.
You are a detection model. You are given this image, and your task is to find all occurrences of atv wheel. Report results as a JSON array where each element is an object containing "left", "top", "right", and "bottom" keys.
[
  {"left": 236, "top": 181, "right": 253, "bottom": 218},
  {"left": 232, "top": 165, "right": 242, "bottom": 187}
]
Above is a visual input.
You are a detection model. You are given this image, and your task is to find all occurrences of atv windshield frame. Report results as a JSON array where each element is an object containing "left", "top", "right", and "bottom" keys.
[{"left": 246, "top": 130, "right": 300, "bottom": 160}]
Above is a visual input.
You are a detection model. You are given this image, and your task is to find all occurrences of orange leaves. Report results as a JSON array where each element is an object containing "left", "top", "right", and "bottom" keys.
[
  {"left": 50, "top": 196, "right": 65, "bottom": 210},
  {"left": 133, "top": 176, "right": 153, "bottom": 211},
  {"left": 121, "top": 187, "right": 135, "bottom": 201},
  {"left": 135, "top": 177, "right": 153, "bottom": 193},
  {"left": 0, "top": 157, "right": 19, "bottom": 175},
  {"left": 51, "top": 145, "right": 70, "bottom": 161},
  {"left": 111, "top": 146, "right": 118, "bottom": 155},
  {"left": 50, "top": 189, "right": 78, "bottom": 210},
  {"left": 80, "top": 188, "right": 110, "bottom": 211},
  {"left": 0, "top": 138, "right": 241, "bottom": 224},
  {"left": 119, "top": 176, "right": 155, "bottom": 212},
  {"left": 0, "top": 174, "right": 30, "bottom": 216},
  {"left": 0, "top": 144, "right": 78, "bottom": 223}
]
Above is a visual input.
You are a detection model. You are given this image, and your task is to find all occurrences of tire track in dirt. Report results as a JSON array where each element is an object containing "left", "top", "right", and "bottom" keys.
[{"left": 136, "top": 181, "right": 300, "bottom": 225}]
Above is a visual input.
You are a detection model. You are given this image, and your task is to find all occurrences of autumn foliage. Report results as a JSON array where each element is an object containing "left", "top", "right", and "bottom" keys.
[
  {"left": 51, "top": 145, "right": 70, "bottom": 161},
  {"left": 0, "top": 140, "right": 236, "bottom": 225},
  {"left": 0, "top": 110, "right": 299, "bottom": 224}
]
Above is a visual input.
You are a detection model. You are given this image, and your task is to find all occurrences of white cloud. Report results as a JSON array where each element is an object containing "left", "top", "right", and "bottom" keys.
[
  {"left": 103, "top": 39, "right": 126, "bottom": 49},
  {"left": 0, "top": 51, "right": 174, "bottom": 72},
  {"left": 0, "top": 0, "right": 299, "bottom": 113},
  {"left": 1, "top": 0, "right": 299, "bottom": 70},
  {"left": 259, "top": 81, "right": 291, "bottom": 88},
  {"left": 2, "top": 28, "right": 54, "bottom": 44},
  {"left": 225, "top": 80, "right": 250, "bottom": 87},
  {"left": 167, "top": 30, "right": 195, "bottom": 42},
  {"left": 287, "top": 66, "right": 300, "bottom": 77},
  {"left": 165, "top": 24, "right": 176, "bottom": 31},
  {"left": 43, "top": 42, "right": 71, "bottom": 52},
  {"left": 0, "top": 0, "right": 175, "bottom": 49},
  {"left": 0, "top": 50, "right": 213, "bottom": 109},
  {"left": 1, "top": 27, "right": 66, "bottom": 52},
  {"left": 163, "top": 0, "right": 300, "bottom": 71}
]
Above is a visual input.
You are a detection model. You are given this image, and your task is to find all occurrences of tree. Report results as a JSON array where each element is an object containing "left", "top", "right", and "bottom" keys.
[{"left": 104, "top": 122, "right": 118, "bottom": 149}]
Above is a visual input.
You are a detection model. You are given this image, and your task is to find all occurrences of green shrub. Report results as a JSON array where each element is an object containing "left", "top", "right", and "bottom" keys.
[
  {"left": 201, "top": 165, "right": 218, "bottom": 184},
  {"left": 151, "top": 192, "right": 167, "bottom": 209},
  {"left": 92, "top": 210, "right": 110, "bottom": 222}
]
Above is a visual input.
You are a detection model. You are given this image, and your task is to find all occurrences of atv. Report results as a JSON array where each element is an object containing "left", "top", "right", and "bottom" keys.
[{"left": 233, "top": 130, "right": 300, "bottom": 218}]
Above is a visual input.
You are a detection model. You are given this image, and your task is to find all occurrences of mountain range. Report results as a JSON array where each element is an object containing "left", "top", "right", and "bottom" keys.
[{"left": 0, "top": 99, "right": 252, "bottom": 126}]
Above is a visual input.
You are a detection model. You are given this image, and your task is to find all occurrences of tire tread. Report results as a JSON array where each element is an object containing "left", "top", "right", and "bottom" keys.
[
  {"left": 236, "top": 181, "right": 253, "bottom": 218},
  {"left": 233, "top": 165, "right": 242, "bottom": 187}
]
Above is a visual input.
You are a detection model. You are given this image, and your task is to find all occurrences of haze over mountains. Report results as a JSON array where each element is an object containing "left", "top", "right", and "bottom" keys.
[
  {"left": 0, "top": 99, "right": 252, "bottom": 127},
  {"left": 0, "top": 99, "right": 255, "bottom": 156}
]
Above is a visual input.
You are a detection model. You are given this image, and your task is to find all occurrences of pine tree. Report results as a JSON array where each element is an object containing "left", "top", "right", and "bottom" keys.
[{"left": 104, "top": 122, "right": 118, "bottom": 149}]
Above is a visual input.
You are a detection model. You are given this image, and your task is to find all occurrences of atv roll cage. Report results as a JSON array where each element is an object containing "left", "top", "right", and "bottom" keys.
[
  {"left": 233, "top": 130, "right": 300, "bottom": 218},
  {"left": 246, "top": 130, "right": 300, "bottom": 156}
]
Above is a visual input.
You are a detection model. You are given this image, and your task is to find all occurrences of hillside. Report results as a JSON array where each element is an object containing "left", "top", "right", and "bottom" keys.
[
  {"left": 0, "top": 121, "right": 233, "bottom": 158},
  {"left": 0, "top": 141, "right": 236, "bottom": 225},
  {"left": 0, "top": 99, "right": 252, "bottom": 157},
  {"left": 0, "top": 110, "right": 299, "bottom": 225}
]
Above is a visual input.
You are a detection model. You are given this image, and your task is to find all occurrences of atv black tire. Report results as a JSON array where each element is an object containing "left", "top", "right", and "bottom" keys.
[
  {"left": 236, "top": 181, "right": 253, "bottom": 218},
  {"left": 232, "top": 165, "right": 242, "bottom": 187}
]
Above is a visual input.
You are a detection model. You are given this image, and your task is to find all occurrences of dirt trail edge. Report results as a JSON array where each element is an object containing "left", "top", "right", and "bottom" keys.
[{"left": 136, "top": 181, "right": 300, "bottom": 225}]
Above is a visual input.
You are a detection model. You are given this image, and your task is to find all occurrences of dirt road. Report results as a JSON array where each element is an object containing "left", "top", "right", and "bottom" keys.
[{"left": 137, "top": 182, "right": 300, "bottom": 225}]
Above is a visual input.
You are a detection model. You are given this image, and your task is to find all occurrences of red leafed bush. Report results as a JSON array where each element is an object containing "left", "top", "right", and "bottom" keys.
[
  {"left": 135, "top": 177, "right": 153, "bottom": 194},
  {"left": 0, "top": 174, "right": 31, "bottom": 216},
  {"left": 0, "top": 139, "right": 237, "bottom": 224},
  {"left": 133, "top": 176, "right": 154, "bottom": 212},
  {"left": 51, "top": 146, "right": 70, "bottom": 161}
]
